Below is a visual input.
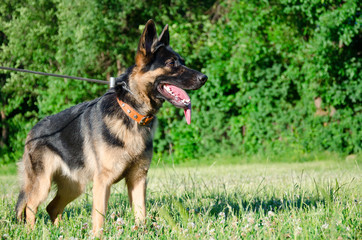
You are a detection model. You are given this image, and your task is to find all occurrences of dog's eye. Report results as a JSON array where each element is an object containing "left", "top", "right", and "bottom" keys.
[{"left": 166, "top": 60, "right": 176, "bottom": 67}]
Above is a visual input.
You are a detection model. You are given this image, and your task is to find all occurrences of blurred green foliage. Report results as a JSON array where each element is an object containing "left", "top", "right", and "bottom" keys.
[{"left": 0, "top": 0, "right": 361, "bottom": 164}]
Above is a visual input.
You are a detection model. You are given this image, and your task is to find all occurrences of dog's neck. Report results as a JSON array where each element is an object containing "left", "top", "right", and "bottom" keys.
[{"left": 114, "top": 66, "right": 162, "bottom": 118}]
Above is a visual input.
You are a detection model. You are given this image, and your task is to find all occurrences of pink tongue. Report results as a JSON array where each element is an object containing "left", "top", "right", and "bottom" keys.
[
  {"left": 166, "top": 85, "right": 192, "bottom": 124},
  {"left": 184, "top": 104, "right": 191, "bottom": 125}
]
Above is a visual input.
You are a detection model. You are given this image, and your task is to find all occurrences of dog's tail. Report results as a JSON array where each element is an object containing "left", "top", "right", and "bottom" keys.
[
  {"left": 15, "top": 189, "right": 27, "bottom": 221},
  {"left": 15, "top": 140, "right": 32, "bottom": 221}
]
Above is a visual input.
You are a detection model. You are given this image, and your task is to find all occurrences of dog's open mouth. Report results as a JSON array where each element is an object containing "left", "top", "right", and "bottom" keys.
[{"left": 157, "top": 84, "right": 192, "bottom": 124}]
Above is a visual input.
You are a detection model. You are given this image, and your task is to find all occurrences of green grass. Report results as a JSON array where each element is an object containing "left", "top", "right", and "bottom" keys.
[{"left": 0, "top": 156, "right": 361, "bottom": 239}]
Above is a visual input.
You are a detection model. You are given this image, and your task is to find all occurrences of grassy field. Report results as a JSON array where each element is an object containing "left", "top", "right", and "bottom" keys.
[{"left": 0, "top": 156, "right": 361, "bottom": 239}]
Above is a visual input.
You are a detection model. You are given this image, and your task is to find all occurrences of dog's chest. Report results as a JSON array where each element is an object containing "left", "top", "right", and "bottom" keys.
[
  {"left": 101, "top": 116, "right": 156, "bottom": 160},
  {"left": 91, "top": 117, "right": 156, "bottom": 182},
  {"left": 123, "top": 127, "right": 153, "bottom": 158}
]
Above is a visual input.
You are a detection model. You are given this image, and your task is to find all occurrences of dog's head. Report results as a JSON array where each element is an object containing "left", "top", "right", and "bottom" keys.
[{"left": 129, "top": 19, "right": 207, "bottom": 124}]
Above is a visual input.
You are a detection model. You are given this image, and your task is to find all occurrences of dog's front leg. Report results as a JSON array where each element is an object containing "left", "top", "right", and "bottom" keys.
[
  {"left": 92, "top": 175, "right": 111, "bottom": 236},
  {"left": 126, "top": 169, "right": 147, "bottom": 225}
]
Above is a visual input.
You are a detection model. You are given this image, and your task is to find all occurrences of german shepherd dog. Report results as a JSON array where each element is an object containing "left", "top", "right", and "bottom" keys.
[{"left": 15, "top": 19, "right": 207, "bottom": 235}]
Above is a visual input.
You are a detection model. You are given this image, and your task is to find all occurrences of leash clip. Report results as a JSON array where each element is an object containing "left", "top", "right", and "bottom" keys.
[{"left": 115, "top": 77, "right": 134, "bottom": 96}]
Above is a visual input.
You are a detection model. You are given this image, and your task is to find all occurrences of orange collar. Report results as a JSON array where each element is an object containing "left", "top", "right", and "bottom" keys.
[{"left": 116, "top": 97, "right": 154, "bottom": 125}]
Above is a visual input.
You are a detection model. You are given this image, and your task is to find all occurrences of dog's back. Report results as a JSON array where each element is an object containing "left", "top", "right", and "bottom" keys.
[{"left": 29, "top": 98, "right": 102, "bottom": 168}]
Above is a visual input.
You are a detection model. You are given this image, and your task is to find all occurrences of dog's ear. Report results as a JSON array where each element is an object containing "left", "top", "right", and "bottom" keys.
[
  {"left": 136, "top": 19, "right": 157, "bottom": 66},
  {"left": 158, "top": 24, "right": 169, "bottom": 46}
]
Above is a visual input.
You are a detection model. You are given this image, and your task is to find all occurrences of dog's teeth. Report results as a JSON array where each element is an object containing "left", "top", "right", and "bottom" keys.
[
  {"left": 164, "top": 86, "right": 171, "bottom": 92},
  {"left": 179, "top": 99, "right": 190, "bottom": 105},
  {"left": 164, "top": 85, "right": 190, "bottom": 105},
  {"left": 164, "top": 86, "right": 175, "bottom": 96}
]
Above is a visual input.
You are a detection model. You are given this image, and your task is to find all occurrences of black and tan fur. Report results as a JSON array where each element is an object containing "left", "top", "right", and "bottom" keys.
[{"left": 15, "top": 20, "right": 207, "bottom": 235}]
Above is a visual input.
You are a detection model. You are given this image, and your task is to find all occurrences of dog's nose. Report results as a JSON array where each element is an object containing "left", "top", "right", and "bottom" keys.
[{"left": 197, "top": 74, "right": 208, "bottom": 84}]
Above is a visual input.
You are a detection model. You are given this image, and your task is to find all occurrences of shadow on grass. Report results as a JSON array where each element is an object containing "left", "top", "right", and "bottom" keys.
[
  {"left": 146, "top": 191, "right": 328, "bottom": 220},
  {"left": 198, "top": 194, "right": 325, "bottom": 217},
  {"left": 13, "top": 190, "right": 328, "bottom": 226},
  {"left": 35, "top": 194, "right": 130, "bottom": 222}
]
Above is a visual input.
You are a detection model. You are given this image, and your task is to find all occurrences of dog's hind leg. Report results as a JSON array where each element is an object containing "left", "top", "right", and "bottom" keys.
[
  {"left": 17, "top": 146, "right": 53, "bottom": 228},
  {"left": 46, "top": 177, "right": 84, "bottom": 225},
  {"left": 24, "top": 174, "right": 52, "bottom": 228}
]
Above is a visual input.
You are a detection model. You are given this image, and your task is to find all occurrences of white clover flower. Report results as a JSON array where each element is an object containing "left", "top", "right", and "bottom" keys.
[
  {"left": 242, "top": 225, "right": 251, "bottom": 234},
  {"left": 293, "top": 218, "right": 301, "bottom": 225},
  {"left": 247, "top": 215, "right": 255, "bottom": 225},
  {"left": 218, "top": 212, "right": 225, "bottom": 218},
  {"left": 116, "top": 217, "right": 125, "bottom": 225},
  {"left": 188, "top": 222, "right": 196, "bottom": 228},
  {"left": 321, "top": 223, "right": 329, "bottom": 230},
  {"left": 262, "top": 219, "right": 271, "bottom": 227},
  {"left": 153, "top": 222, "right": 161, "bottom": 230},
  {"left": 295, "top": 226, "right": 302, "bottom": 235},
  {"left": 82, "top": 223, "right": 88, "bottom": 230},
  {"left": 268, "top": 211, "right": 276, "bottom": 217}
]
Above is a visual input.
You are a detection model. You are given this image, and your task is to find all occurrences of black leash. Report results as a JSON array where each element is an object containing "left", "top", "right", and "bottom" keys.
[{"left": 0, "top": 66, "right": 109, "bottom": 85}]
